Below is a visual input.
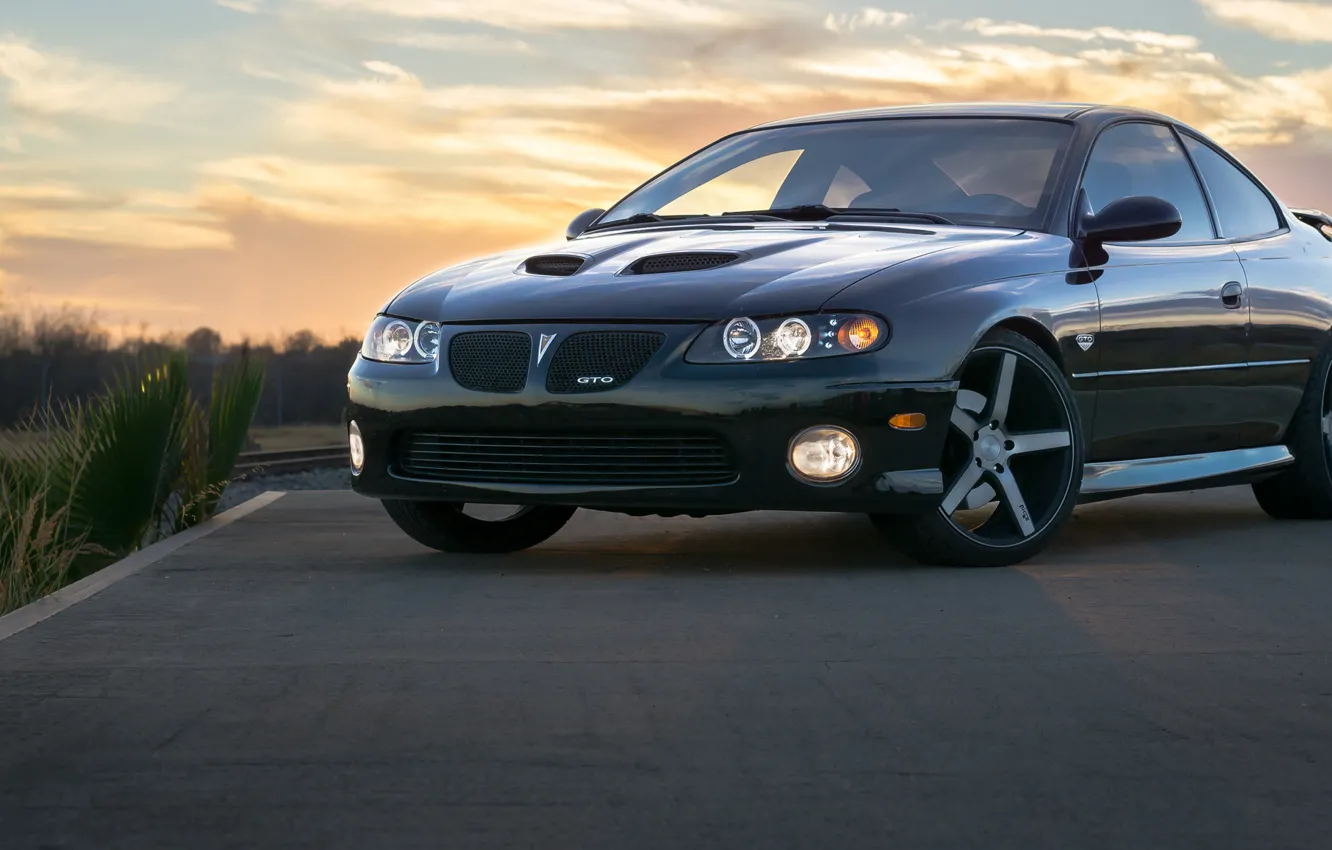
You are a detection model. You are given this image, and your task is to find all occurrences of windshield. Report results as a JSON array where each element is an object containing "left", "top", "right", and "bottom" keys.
[{"left": 601, "top": 118, "right": 1074, "bottom": 230}]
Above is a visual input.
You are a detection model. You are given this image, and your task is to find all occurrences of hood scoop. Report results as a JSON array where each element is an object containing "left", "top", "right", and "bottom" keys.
[
  {"left": 626, "top": 252, "right": 740, "bottom": 275},
  {"left": 523, "top": 254, "right": 586, "bottom": 276}
]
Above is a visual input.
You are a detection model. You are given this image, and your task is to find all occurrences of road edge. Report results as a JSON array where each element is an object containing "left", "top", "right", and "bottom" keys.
[{"left": 0, "top": 491, "right": 287, "bottom": 643}]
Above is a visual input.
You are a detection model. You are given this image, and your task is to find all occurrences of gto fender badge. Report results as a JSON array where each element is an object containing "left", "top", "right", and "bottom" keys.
[
  {"left": 1076, "top": 333, "right": 1095, "bottom": 352},
  {"left": 537, "top": 333, "right": 557, "bottom": 363}
]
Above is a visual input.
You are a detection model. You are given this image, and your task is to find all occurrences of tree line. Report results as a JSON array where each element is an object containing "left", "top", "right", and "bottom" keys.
[{"left": 0, "top": 309, "right": 358, "bottom": 430}]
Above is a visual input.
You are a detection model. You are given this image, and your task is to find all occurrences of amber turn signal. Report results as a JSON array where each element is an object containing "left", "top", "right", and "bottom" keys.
[
  {"left": 836, "top": 317, "right": 881, "bottom": 351},
  {"left": 889, "top": 413, "right": 927, "bottom": 431}
]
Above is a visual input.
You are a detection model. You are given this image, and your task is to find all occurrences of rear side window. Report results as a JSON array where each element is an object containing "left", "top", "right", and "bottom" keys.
[
  {"left": 1182, "top": 136, "right": 1282, "bottom": 239},
  {"left": 1081, "top": 122, "right": 1214, "bottom": 242}
]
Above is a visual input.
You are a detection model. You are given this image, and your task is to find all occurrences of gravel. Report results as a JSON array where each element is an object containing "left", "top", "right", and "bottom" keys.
[{"left": 218, "top": 466, "right": 353, "bottom": 511}]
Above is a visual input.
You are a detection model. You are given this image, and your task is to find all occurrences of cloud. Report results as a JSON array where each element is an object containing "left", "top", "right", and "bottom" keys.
[
  {"left": 0, "top": 38, "right": 178, "bottom": 122},
  {"left": 217, "top": 0, "right": 263, "bottom": 12},
  {"left": 1197, "top": 0, "right": 1332, "bottom": 43},
  {"left": 957, "top": 18, "right": 1201, "bottom": 50},
  {"left": 792, "top": 40, "right": 1332, "bottom": 147},
  {"left": 824, "top": 8, "right": 910, "bottom": 34},
  {"left": 7, "top": 3, "right": 1332, "bottom": 342},
  {"left": 0, "top": 182, "right": 230, "bottom": 255},
  {"left": 385, "top": 32, "right": 532, "bottom": 53},
  {"left": 0, "top": 205, "right": 535, "bottom": 341},
  {"left": 299, "top": 0, "right": 752, "bottom": 30}
]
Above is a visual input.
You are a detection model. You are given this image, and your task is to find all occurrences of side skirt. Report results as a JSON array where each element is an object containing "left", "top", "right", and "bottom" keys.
[{"left": 1078, "top": 445, "right": 1294, "bottom": 504}]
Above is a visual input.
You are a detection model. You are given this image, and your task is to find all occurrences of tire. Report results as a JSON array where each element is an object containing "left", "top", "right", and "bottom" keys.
[
  {"left": 871, "top": 328, "right": 1085, "bottom": 567},
  {"left": 1251, "top": 343, "right": 1332, "bottom": 519},
  {"left": 382, "top": 501, "right": 576, "bottom": 553}
]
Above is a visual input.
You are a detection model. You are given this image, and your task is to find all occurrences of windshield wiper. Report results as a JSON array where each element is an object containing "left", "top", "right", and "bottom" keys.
[
  {"left": 586, "top": 213, "right": 715, "bottom": 232},
  {"left": 721, "top": 205, "right": 954, "bottom": 225}
]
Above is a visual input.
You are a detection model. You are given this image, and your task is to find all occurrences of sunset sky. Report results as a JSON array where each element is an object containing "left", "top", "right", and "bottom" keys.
[{"left": 1, "top": 0, "right": 1330, "bottom": 342}]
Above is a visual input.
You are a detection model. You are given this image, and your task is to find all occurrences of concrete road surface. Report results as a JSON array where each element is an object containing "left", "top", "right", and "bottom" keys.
[{"left": 2, "top": 487, "right": 1331, "bottom": 849}]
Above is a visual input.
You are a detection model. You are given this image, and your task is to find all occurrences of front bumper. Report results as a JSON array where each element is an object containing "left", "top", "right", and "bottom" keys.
[{"left": 346, "top": 324, "right": 957, "bottom": 515}]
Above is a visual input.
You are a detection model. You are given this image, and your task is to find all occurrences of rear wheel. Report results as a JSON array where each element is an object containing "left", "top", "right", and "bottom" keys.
[
  {"left": 1252, "top": 343, "right": 1332, "bottom": 519},
  {"left": 871, "top": 329, "right": 1084, "bottom": 567},
  {"left": 383, "top": 501, "right": 576, "bottom": 553}
]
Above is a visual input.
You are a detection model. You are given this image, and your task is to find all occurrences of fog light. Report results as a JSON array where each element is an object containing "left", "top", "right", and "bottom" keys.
[
  {"left": 789, "top": 426, "right": 860, "bottom": 484},
  {"left": 349, "top": 421, "right": 365, "bottom": 475}
]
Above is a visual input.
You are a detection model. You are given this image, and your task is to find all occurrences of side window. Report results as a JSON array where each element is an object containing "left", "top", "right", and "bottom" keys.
[
  {"left": 1081, "top": 123, "right": 1215, "bottom": 242},
  {"left": 1182, "top": 136, "right": 1282, "bottom": 239}
]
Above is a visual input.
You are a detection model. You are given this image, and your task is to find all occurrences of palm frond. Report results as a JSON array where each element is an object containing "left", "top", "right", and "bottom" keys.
[
  {"left": 37, "top": 353, "right": 193, "bottom": 554},
  {"left": 196, "top": 352, "right": 266, "bottom": 523}
]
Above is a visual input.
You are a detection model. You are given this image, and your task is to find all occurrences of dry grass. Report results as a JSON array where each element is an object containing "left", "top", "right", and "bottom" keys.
[{"left": 0, "top": 450, "right": 99, "bottom": 616}]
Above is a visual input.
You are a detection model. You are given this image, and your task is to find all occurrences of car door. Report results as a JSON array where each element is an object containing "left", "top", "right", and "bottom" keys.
[
  {"left": 1080, "top": 121, "right": 1250, "bottom": 462},
  {"left": 1179, "top": 132, "right": 1331, "bottom": 449}
]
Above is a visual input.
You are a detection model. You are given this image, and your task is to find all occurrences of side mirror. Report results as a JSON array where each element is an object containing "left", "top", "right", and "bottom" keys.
[
  {"left": 1080, "top": 195, "right": 1182, "bottom": 245},
  {"left": 566, "top": 208, "right": 605, "bottom": 240}
]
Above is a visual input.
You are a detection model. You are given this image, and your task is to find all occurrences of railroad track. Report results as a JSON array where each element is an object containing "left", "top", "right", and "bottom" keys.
[{"left": 235, "top": 445, "right": 349, "bottom": 476}]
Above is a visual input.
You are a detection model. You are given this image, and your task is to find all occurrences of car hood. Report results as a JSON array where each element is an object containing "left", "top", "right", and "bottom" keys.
[{"left": 386, "top": 223, "right": 1023, "bottom": 323}]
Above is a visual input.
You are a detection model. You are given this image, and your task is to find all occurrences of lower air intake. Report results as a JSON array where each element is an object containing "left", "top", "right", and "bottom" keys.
[
  {"left": 545, "top": 331, "right": 665, "bottom": 393},
  {"left": 448, "top": 332, "right": 530, "bottom": 393},
  {"left": 396, "top": 432, "right": 738, "bottom": 487}
]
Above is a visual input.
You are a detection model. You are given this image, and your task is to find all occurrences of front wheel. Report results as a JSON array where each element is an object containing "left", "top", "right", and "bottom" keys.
[
  {"left": 871, "top": 329, "right": 1084, "bottom": 567},
  {"left": 383, "top": 501, "right": 576, "bottom": 553}
]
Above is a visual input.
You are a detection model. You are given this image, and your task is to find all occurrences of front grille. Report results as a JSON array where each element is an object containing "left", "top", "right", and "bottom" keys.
[
  {"left": 524, "top": 254, "right": 585, "bottom": 276},
  {"left": 449, "top": 332, "right": 530, "bottom": 393},
  {"left": 396, "top": 432, "right": 738, "bottom": 487},
  {"left": 627, "top": 252, "right": 739, "bottom": 275},
  {"left": 545, "top": 332, "right": 665, "bottom": 394}
]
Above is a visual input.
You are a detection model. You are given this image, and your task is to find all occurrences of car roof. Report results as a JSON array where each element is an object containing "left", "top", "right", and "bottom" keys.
[{"left": 754, "top": 102, "right": 1176, "bottom": 129}]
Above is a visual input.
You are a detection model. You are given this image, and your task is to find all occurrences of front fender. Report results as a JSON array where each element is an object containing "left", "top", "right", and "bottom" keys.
[{"left": 823, "top": 233, "right": 1101, "bottom": 382}]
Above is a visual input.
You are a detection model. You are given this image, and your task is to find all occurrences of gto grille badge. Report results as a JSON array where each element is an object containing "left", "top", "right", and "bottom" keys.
[
  {"left": 537, "top": 333, "right": 557, "bottom": 364},
  {"left": 577, "top": 376, "right": 615, "bottom": 385},
  {"left": 1076, "top": 333, "right": 1095, "bottom": 352}
]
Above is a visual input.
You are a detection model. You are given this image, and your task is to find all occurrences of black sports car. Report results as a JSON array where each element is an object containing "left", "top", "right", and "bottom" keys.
[{"left": 346, "top": 102, "right": 1332, "bottom": 567}]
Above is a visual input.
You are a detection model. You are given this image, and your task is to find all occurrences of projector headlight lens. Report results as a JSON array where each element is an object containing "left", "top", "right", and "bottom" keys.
[
  {"left": 774, "top": 318, "right": 812, "bottom": 356},
  {"left": 789, "top": 426, "right": 860, "bottom": 484},
  {"left": 361, "top": 315, "right": 442, "bottom": 364},
  {"left": 687, "top": 313, "right": 888, "bottom": 363},
  {"left": 724, "top": 317, "right": 761, "bottom": 359}
]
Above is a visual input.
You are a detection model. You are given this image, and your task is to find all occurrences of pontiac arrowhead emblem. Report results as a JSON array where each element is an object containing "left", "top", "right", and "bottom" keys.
[
  {"left": 537, "top": 333, "right": 557, "bottom": 364},
  {"left": 1076, "top": 333, "right": 1095, "bottom": 352}
]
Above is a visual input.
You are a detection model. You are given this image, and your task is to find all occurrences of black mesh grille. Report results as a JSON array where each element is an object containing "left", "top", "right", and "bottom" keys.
[
  {"left": 396, "top": 432, "right": 737, "bottom": 486},
  {"left": 628, "top": 252, "right": 738, "bottom": 275},
  {"left": 545, "top": 332, "right": 665, "bottom": 394},
  {"left": 524, "top": 254, "right": 585, "bottom": 276},
  {"left": 448, "top": 332, "right": 530, "bottom": 393}
]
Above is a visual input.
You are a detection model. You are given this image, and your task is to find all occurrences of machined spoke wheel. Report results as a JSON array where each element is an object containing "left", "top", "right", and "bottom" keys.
[
  {"left": 938, "top": 348, "right": 1077, "bottom": 547},
  {"left": 1252, "top": 344, "right": 1332, "bottom": 520},
  {"left": 870, "top": 329, "right": 1084, "bottom": 567}
]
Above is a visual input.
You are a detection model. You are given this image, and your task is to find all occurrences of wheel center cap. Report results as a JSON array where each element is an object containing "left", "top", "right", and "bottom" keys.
[{"left": 978, "top": 434, "right": 1004, "bottom": 462}]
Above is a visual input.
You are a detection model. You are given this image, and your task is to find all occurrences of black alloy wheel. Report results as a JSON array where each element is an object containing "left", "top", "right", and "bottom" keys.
[
  {"left": 872, "top": 329, "right": 1084, "bottom": 567},
  {"left": 1252, "top": 342, "right": 1332, "bottom": 519},
  {"left": 382, "top": 501, "right": 576, "bottom": 553}
]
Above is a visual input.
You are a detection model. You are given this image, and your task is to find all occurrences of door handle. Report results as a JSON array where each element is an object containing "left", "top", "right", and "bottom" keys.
[{"left": 1221, "top": 281, "right": 1244, "bottom": 309}]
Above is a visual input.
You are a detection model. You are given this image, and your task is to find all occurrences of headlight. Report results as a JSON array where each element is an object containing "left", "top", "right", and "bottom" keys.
[
  {"left": 685, "top": 313, "right": 888, "bottom": 363},
  {"left": 361, "top": 315, "right": 442, "bottom": 364}
]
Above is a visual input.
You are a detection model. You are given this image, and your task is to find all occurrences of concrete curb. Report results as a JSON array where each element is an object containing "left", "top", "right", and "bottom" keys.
[{"left": 0, "top": 491, "right": 286, "bottom": 643}]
